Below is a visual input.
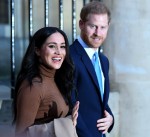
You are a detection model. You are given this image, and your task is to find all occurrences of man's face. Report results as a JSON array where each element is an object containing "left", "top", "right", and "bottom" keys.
[{"left": 79, "top": 13, "right": 109, "bottom": 50}]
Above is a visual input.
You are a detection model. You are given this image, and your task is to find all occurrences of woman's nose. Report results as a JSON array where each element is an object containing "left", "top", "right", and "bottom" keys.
[{"left": 55, "top": 47, "right": 60, "bottom": 54}]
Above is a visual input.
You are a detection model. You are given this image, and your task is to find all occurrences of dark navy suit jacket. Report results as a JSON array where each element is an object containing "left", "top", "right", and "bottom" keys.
[{"left": 70, "top": 40, "right": 114, "bottom": 137}]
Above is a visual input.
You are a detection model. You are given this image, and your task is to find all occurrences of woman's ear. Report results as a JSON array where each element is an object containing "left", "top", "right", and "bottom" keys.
[{"left": 35, "top": 47, "right": 40, "bottom": 56}]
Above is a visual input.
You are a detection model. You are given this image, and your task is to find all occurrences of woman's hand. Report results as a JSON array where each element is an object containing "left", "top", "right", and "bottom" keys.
[{"left": 72, "top": 101, "right": 80, "bottom": 127}]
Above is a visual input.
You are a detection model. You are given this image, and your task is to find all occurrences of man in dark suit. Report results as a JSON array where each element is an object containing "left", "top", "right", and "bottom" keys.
[{"left": 70, "top": 1, "right": 114, "bottom": 137}]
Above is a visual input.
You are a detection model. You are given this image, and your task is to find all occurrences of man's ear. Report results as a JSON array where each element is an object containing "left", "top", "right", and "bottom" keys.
[
  {"left": 35, "top": 47, "right": 40, "bottom": 56},
  {"left": 79, "top": 20, "right": 84, "bottom": 30}
]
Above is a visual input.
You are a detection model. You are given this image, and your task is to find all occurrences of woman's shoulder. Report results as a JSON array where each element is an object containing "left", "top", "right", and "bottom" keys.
[
  {"left": 18, "top": 77, "right": 44, "bottom": 98},
  {"left": 20, "top": 77, "right": 42, "bottom": 88}
]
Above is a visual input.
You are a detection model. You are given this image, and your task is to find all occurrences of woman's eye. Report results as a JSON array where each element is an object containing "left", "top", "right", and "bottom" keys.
[
  {"left": 61, "top": 45, "right": 66, "bottom": 48},
  {"left": 48, "top": 45, "right": 55, "bottom": 48}
]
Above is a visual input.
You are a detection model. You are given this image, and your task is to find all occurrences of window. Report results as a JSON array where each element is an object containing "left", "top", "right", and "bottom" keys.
[{"left": 0, "top": 0, "right": 9, "bottom": 24}]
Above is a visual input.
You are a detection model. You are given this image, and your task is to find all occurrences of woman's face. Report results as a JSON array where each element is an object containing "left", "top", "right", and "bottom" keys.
[{"left": 36, "top": 32, "right": 66, "bottom": 69}]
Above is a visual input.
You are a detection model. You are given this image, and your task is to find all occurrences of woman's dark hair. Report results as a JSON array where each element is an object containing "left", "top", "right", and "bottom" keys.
[{"left": 13, "top": 27, "right": 75, "bottom": 123}]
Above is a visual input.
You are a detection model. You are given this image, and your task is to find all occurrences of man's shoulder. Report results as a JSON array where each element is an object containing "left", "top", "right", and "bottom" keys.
[
  {"left": 99, "top": 52, "right": 109, "bottom": 66},
  {"left": 70, "top": 39, "right": 79, "bottom": 47},
  {"left": 99, "top": 51, "right": 108, "bottom": 59},
  {"left": 70, "top": 40, "right": 80, "bottom": 54}
]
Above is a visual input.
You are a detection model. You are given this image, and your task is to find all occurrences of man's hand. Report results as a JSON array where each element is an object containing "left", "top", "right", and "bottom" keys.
[{"left": 97, "top": 110, "right": 113, "bottom": 134}]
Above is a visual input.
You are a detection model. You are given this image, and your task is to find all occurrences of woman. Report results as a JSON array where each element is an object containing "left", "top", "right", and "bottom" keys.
[{"left": 13, "top": 27, "right": 79, "bottom": 137}]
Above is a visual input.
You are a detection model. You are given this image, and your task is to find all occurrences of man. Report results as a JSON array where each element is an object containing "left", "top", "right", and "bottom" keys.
[{"left": 70, "top": 1, "right": 114, "bottom": 137}]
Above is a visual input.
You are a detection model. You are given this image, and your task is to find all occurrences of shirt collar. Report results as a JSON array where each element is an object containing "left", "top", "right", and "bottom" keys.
[{"left": 77, "top": 36, "right": 98, "bottom": 60}]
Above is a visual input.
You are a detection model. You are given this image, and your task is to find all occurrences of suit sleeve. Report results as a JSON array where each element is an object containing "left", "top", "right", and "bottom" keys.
[
  {"left": 71, "top": 69, "right": 94, "bottom": 137},
  {"left": 76, "top": 113, "right": 94, "bottom": 137},
  {"left": 103, "top": 54, "right": 114, "bottom": 132},
  {"left": 71, "top": 89, "right": 94, "bottom": 137},
  {"left": 105, "top": 104, "right": 114, "bottom": 132}
]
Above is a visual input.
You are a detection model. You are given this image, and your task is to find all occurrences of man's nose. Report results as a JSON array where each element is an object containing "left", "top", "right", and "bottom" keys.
[{"left": 95, "top": 27, "right": 102, "bottom": 36}]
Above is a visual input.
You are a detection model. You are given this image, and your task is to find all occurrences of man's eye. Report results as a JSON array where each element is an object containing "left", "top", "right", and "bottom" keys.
[
  {"left": 89, "top": 24, "right": 96, "bottom": 29},
  {"left": 101, "top": 26, "right": 108, "bottom": 30}
]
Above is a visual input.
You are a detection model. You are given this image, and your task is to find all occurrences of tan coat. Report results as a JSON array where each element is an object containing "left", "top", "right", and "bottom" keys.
[{"left": 27, "top": 116, "right": 78, "bottom": 137}]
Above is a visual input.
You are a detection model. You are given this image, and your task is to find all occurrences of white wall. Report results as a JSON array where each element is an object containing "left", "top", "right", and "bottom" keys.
[{"left": 104, "top": 0, "right": 150, "bottom": 137}]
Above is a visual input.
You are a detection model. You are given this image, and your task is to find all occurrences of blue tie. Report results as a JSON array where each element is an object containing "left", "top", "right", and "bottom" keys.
[{"left": 92, "top": 52, "right": 103, "bottom": 101}]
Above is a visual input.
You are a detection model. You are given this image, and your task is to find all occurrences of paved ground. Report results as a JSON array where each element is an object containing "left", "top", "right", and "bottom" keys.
[
  {"left": 0, "top": 84, "right": 15, "bottom": 137},
  {"left": 0, "top": 124, "right": 15, "bottom": 137}
]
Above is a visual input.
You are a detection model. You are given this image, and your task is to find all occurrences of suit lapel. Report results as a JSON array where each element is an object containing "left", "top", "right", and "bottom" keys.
[
  {"left": 99, "top": 53, "right": 106, "bottom": 78},
  {"left": 99, "top": 52, "right": 108, "bottom": 105},
  {"left": 73, "top": 40, "right": 100, "bottom": 90}
]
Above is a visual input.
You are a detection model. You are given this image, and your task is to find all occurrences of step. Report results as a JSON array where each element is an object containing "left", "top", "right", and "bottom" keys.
[{"left": 0, "top": 99, "right": 13, "bottom": 124}]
